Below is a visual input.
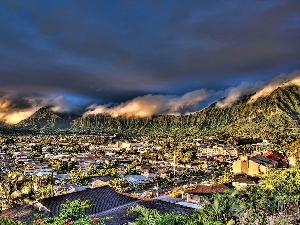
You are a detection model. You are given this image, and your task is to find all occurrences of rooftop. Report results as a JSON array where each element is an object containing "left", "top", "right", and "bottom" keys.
[
  {"left": 185, "top": 184, "right": 229, "bottom": 195},
  {"left": 0, "top": 187, "right": 194, "bottom": 225},
  {"left": 40, "top": 186, "right": 138, "bottom": 217},
  {"left": 232, "top": 177, "right": 256, "bottom": 185}
]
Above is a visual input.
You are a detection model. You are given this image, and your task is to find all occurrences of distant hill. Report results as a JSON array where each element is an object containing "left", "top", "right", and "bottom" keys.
[
  {"left": 16, "top": 106, "right": 80, "bottom": 131},
  {"left": 12, "top": 85, "right": 300, "bottom": 139}
]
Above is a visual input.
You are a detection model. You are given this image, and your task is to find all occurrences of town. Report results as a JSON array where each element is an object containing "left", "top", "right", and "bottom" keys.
[{"left": 0, "top": 134, "right": 293, "bottom": 207}]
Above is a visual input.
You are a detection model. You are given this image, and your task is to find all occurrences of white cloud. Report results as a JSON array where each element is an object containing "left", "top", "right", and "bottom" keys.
[{"left": 84, "top": 89, "right": 212, "bottom": 117}]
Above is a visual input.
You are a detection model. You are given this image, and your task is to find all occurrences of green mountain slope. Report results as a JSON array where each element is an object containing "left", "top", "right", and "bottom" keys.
[
  {"left": 16, "top": 106, "right": 80, "bottom": 131},
  {"left": 72, "top": 85, "right": 300, "bottom": 138},
  {"left": 13, "top": 85, "right": 300, "bottom": 139},
  {"left": 193, "top": 85, "right": 300, "bottom": 137}
]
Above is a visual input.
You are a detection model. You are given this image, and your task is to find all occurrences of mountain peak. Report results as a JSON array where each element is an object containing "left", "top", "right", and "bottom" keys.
[{"left": 16, "top": 106, "right": 80, "bottom": 130}]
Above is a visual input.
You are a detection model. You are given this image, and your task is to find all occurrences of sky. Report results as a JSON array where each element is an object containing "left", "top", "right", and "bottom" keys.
[{"left": 0, "top": 0, "right": 300, "bottom": 124}]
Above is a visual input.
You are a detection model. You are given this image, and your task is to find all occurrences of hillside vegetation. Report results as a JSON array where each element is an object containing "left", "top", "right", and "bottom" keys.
[
  {"left": 16, "top": 106, "right": 80, "bottom": 131},
  {"left": 72, "top": 85, "right": 300, "bottom": 139},
  {"left": 14, "top": 85, "right": 300, "bottom": 140}
]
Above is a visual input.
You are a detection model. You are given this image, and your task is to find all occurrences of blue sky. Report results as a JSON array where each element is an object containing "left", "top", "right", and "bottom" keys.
[{"left": 0, "top": 0, "right": 299, "bottom": 122}]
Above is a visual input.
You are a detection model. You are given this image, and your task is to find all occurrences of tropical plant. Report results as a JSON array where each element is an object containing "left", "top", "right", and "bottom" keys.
[
  {"left": 0, "top": 172, "right": 34, "bottom": 210},
  {"left": 0, "top": 217, "right": 25, "bottom": 225},
  {"left": 194, "top": 190, "right": 242, "bottom": 224}
]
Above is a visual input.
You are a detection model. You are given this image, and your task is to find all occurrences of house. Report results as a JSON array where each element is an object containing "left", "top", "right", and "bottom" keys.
[
  {"left": 14, "top": 152, "right": 31, "bottom": 163},
  {"left": 72, "top": 154, "right": 95, "bottom": 163},
  {"left": 185, "top": 184, "right": 228, "bottom": 204},
  {"left": 231, "top": 177, "right": 256, "bottom": 190},
  {"left": 142, "top": 167, "right": 157, "bottom": 179},
  {"left": 88, "top": 177, "right": 112, "bottom": 188},
  {"left": 158, "top": 168, "right": 168, "bottom": 178},
  {"left": 185, "top": 163, "right": 199, "bottom": 169},
  {"left": 89, "top": 178, "right": 108, "bottom": 188},
  {"left": 121, "top": 142, "right": 143, "bottom": 149},
  {"left": 53, "top": 174, "right": 70, "bottom": 184},
  {"left": 53, "top": 185, "right": 89, "bottom": 196},
  {"left": 0, "top": 187, "right": 193, "bottom": 225},
  {"left": 198, "top": 146, "right": 238, "bottom": 156},
  {"left": 51, "top": 154, "right": 71, "bottom": 161},
  {"left": 36, "top": 168, "right": 55, "bottom": 176},
  {"left": 24, "top": 168, "right": 54, "bottom": 176},
  {"left": 232, "top": 155, "right": 278, "bottom": 177},
  {"left": 23, "top": 169, "right": 35, "bottom": 176},
  {"left": 124, "top": 175, "right": 152, "bottom": 185},
  {"left": 263, "top": 151, "right": 289, "bottom": 168}
]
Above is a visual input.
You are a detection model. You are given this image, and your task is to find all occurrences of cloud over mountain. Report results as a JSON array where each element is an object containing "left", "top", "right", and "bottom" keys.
[
  {"left": 1, "top": 70, "right": 300, "bottom": 124},
  {"left": 249, "top": 71, "right": 300, "bottom": 103},
  {"left": 216, "top": 83, "right": 262, "bottom": 108},
  {"left": 0, "top": 95, "right": 85, "bottom": 124},
  {"left": 0, "top": 97, "right": 40, "bottom": 124},
  {"left": 84, "top": 89, "right": 213, "bottom": 117}
]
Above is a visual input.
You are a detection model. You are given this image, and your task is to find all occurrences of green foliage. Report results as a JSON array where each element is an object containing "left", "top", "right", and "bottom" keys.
[
  {"left": 108, "top": 178, "right": 130, "bottom": 192},
  {"left": 51, "top": 160, "right": 76, "bottom": 173},
  {"left": 32, "top": 175, "right": 53, "bottom": 198},
  {"left": 0, "top": 217, "right": 25, "bottom": 225},
  {"left": 17, "top": 106, "right": 79, "bottom": 131},
  {"left": 128, "top": 205, "right": 195, "bottom": 225},
  {"left": 259, "top": 166, "right": 300, "bottom": 214},
  {"left": 0, "top": 172, "right": 35, "bottom": 210},
  {"left": 124, "top": 163, "right": 142, "bottom": 176},
  {"left": 193, "top": 190, "right": 242, "bottom": 224},
  {"left": 62, "top": 168, "right": 88, "bottom": 186},
  {"left": 0, "top": 172, "right": 55, "bottom": 210},
  {"left": 61, "top": 165, "right": 120, "bottom": 186}
]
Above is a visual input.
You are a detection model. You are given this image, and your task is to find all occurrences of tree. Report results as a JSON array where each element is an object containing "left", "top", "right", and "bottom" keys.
[
  {"left": 66, "top": 169, "right": 88, "bottom": 186},
  {"left": 108, "top": 178, "right": 130, "bottom": 192},
  {"left": 128, "top": 205, "right": 195, "bottom": 225},
  {"left": 194, "top": 190, "right": 242, "bottom": 224},
  {"left": 0, "top": 172, "right": 34, "bottom": 210},
  {"left": 32, "top": 175, "right": 53, "bottom": 198}
]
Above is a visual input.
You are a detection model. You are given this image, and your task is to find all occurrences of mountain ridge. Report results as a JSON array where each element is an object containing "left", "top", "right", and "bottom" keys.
[
  {"left": 3, "top": 85, "right": 300, "bottom": 139},
  {"left": 71, "top": 85, "right": 300, "bottom": 138}
]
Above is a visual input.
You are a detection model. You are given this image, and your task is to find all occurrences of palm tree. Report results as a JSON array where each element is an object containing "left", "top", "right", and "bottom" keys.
[
  {"left": 128, "top": 205, "right": 195, "bottom": 225},
  {"left": 194, "top": 190, "right": 242, "bottom": 224}
]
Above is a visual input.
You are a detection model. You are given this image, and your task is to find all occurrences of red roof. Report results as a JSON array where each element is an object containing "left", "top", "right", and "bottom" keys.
[
  {"left": 158, "top": 168, "right": 167, "bottom": 174},
  {"left": 263, "top": 151, "right": 282, "bottom": 161},
  {"left": 185, "top": 184, "right": 228, "bottom": 195}
]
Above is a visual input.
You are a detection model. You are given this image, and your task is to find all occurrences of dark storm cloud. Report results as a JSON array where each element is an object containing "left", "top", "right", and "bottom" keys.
[
  {"left": 0, "top": 0, "right": 299, "bottom": 121},
  {"left": 163, "top": 0, "right": 300, "bottom": 77}
]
